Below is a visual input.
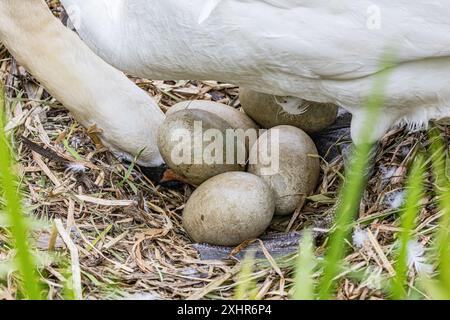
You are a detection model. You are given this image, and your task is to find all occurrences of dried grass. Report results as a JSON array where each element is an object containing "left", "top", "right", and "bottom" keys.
[{"left": 0, "top": 0, "right": 448, "bottom": 300}]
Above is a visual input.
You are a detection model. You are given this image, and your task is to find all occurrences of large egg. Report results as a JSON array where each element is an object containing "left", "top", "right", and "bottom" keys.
[
  {"left": 157, "top": 109, "right": 246, "bottom": 185},
  {"left": 183, "top": 172, "right": 275, "bottom": 246},
  {"left": 167, "top": 100, "right": 259, "bottom": 131},
  {"left": 248, "top": 125, "right": 320, "bottom": 216},
  {"left": 240, "top": 88, "right": 338, "bottom": 133},
  {"left": 167, "top": 100, "right": 260, "bottom": 152}
]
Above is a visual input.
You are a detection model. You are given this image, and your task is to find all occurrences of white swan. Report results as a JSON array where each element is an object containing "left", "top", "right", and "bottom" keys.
[
  {"left": 60, "top": 0, "right": 450, "bottom": 144},
  {"left": 1, "top": 0, "right": 449, "bottom": 180}
]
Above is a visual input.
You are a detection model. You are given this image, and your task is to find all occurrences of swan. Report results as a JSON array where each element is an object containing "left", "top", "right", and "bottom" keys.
[
  {"left": 1, "top": 0, "right": 449, "bottom": 183},
  {"left": 60, "top": 0, "right": 450, "bottom": 144},
  {"left": 0, "top": 0, "right": 166, "bottom": 178}
]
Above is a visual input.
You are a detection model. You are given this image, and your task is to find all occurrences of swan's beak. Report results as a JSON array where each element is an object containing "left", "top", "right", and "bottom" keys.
[
  {"left": 160, "top": 168, "right": 191, "bottom": 184},
  {"left": 140, "top": 164, "right": 188, "bottom": 188}
]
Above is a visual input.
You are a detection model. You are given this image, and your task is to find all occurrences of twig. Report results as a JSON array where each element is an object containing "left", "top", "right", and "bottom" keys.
[
  {"left": 54, "top": 219, "right": 83, "bottom": 300},
  {"left": 47, "top": 223, "right": 58, "bottom": 251},
  {"left": 21, "top": 136, "right": 70, "bottom": 165},
  {"left": 367, "top": 229, "right": 396, "bottom": 276},
  {"left": 187, "top": 265, "right": 240, "bottom": 300}
]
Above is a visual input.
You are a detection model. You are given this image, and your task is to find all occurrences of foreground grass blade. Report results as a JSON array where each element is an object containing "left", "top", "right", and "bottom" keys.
[
  {"left": 317, "top": 143, "right": 373, "bottom": 299},
  {"left": 435, "top": 188, "right": 450, "bottom": 299},
  {"left": 234, "top": 253, "right": 258, "bottom": 300},
  {"left": 0, "top": 82, "right": 41, "bottom": 299},
  {"left": 391, "top": 155, "right": 425, "bottom": 299},
  {"left": 292, "top": 230, "right": 315, "bottom": 300},
  {"left": 317, "top": 60, "right": 392, "bottom": 299},
  {"left": 428, "top": 128, "right": 450, "bottom": 298}
]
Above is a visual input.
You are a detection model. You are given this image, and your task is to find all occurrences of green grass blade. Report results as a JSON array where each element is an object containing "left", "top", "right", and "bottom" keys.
[
  {"left": 436, "top": 187, "right": 450, "bottom": 299},
  {"left": 118, "top": 148, "right": 145, "bottom": 188},
  {"left": 234, "top": 253, "right": 258, "bottom": 300},
  {"left": 317, "top": 143, "right": 372, "bottom": 299},
  {"left": 391, "top": 155, "right": 425, "bottom": 300},
  {"left": 292, "top": 230, "right": 315, "bottom": 300},
  {"left": 0, "top": 82, "right": 41, "bottom": 299},
  {"left": 317, "top": 60, "right": 392, "bottom": 300},
  {"left": 428, "top": 128, "right": 450, "bottom": 298}
]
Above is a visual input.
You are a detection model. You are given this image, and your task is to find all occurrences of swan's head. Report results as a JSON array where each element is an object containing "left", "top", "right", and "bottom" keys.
[{"left": 139, "top": 163, "right": 187, "bottom": 189}]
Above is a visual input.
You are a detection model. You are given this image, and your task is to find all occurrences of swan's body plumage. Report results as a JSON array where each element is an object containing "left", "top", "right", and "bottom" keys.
[{"left": 61, "top": 0, "right": 450, "bottom": 142}]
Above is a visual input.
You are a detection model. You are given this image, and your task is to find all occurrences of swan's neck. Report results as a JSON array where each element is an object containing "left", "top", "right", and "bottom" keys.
[{"left": 0, "top": 0, "right": 165, "bottom": 166}]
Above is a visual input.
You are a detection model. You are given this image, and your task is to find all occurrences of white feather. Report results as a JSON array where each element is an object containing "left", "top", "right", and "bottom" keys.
[
  {"left": 360, "top": 267, "right": 384, "bottom": 290},
  {"left": 274, "top": 96, "right": 309, "bottom": 115},
  {"left": 385, "top": 190, "right": 405, "bottom": 210},
  {"left": 380, "top": 166, "right": 397, "bottom": 181},
  {"left": 122, "top": 292, "right": 159, "bottom": 300},
  {"left": 407, "top": 240, "right": 433, "bottom": 275},
  {"left": 352, "top": 227, "right": 369, "bottom": 248},
  {"left": 66, "top": 162, "right": 86, "bottom": 173}
]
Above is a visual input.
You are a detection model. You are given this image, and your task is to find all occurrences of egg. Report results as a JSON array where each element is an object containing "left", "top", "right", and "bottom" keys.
[
  {"left": 167, "top": 100, "right": 261, "bottom": 153},
  {"left": 167, "top": 100, "right": 259, "bottom": 131},
  {"left": 248, "top": 125, "right": 320, "bottom": 216},
  {"left": 183, "top": 172, "right": 275, "bottom": 246},
  {"left": 436, "top": 117, "right": 450, "bottom": 125},
  {"left": 157, "top": 109, "right": 246, "bottom": 185},
  {"left": 240, "top": 88, "right": 338, "bottom": 133}
]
